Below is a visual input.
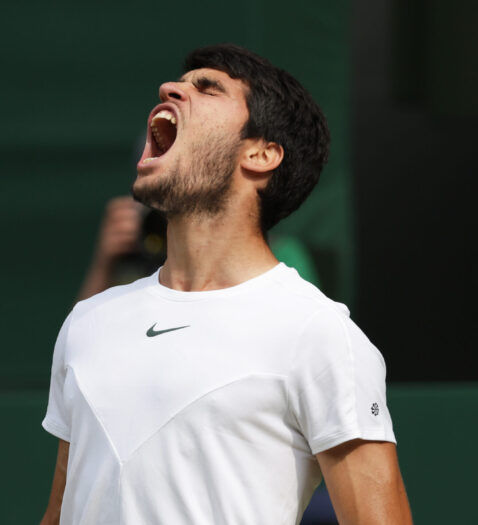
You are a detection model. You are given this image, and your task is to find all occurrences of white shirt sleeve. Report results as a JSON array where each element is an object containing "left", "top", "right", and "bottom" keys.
[
  {"left": 42, "top": 311, "right": 73, "bottom": 441},
  {"left": 288, "top": 306, "right": 396, "bottom": 455}
]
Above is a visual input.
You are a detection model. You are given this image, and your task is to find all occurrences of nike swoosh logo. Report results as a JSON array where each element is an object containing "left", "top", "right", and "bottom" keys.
[{"left": 146, "top": 324, "right": 190, "bottom": 337}]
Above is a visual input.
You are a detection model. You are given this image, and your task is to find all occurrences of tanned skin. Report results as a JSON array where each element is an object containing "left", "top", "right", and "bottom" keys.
[
  {"left": 39, "top": 439, "right": 69, "bottom": 525},
  {"left": 317, "top": 440, "right": 413, "bottom": 525}
]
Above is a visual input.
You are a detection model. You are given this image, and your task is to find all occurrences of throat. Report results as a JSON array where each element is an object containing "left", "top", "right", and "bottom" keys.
[{"left": 161, "top": 218, "right": 277, "bottom": 292}]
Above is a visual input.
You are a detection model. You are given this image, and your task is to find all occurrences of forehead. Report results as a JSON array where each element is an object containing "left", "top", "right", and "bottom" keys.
[{"left": 180, "top": 68, "right": 249, "bottom": 100}]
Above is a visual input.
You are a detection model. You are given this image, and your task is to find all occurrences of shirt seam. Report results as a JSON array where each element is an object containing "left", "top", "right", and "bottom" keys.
[
  {"left": 333, "top": 312, "right": 358, "bottom": 431},
  {"left": 69, "top": 366, "right": 123, "bottom": 465},
  {"left": 285, "top": 306, "right": 358, "bottom": 443},
  {"left": 123, "top": 372, "right": 287, "bottom": 464},
  {"left": 54, "top": 308, "right": 74, "bottom": 434},
  {"left": 285, "top": 306, "right": 347, "bottom": 429},
  {"left": 310, "top": 426, "right": 397, "bottom": 454}
]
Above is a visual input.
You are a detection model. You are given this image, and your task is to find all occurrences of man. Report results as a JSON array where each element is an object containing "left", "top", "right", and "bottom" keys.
[{"left": 41, "top": 44, "right": 413, "bottom": 524}]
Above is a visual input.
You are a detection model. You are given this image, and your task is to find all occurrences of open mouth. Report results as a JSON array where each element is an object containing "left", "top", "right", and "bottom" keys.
[{"left": 144, "top": 108, "right": 178, "bottom": 163}]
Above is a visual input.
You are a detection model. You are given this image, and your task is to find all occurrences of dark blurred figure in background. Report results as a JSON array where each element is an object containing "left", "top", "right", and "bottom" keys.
[{"left": 77, "top": 197, "right": 167, "bottom": 300}]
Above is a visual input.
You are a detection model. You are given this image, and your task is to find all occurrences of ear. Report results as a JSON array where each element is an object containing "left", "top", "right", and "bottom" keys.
[{"left": 239, "top": 139, "right": 284, "bottom": 174}]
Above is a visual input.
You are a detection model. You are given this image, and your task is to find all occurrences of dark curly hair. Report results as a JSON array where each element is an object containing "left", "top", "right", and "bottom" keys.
[{"left": 184, "top": 43, "right": 330, "bottom": 232}]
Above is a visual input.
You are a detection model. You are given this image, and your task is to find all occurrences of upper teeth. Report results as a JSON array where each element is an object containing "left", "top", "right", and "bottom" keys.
[
  {"left": 152, "top": 110, "right": 177, "bottom": 126},
  {"left": 151, "top": 110, "right": 177, "bottom": 153}
]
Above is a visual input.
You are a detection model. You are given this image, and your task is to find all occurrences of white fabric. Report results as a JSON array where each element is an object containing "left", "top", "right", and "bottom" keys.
[{"left": 42, "top": 262, "right": 396, "bottom": 525}]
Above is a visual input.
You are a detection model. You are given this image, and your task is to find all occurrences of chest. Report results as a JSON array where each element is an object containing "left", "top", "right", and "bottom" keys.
[{"left": 65, "top": 306, "right": 294, "bottom": 460}]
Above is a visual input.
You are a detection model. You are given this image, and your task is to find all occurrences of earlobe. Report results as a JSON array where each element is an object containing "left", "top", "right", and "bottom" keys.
[{"left": 240, "top": 141, "right": 284, "bottom": 174}]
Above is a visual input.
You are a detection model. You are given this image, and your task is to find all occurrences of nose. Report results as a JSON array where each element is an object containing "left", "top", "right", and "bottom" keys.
[{"left": 159, "top": 82, "right": 188, "bottom": 103}]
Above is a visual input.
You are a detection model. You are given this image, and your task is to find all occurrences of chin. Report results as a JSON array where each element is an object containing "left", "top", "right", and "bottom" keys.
[{"left": 131, "top": 176, "right": 155, "bottom": 206}]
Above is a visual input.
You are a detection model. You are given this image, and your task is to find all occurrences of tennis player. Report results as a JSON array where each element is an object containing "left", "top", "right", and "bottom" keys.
[{"left": 40, "top": 44, "right": 413, "bottom": 525}]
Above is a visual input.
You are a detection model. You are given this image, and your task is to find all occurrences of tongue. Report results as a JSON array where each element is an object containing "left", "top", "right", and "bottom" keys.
[{"left": 152, "top": 118, "right": 177, "bottom": 154}]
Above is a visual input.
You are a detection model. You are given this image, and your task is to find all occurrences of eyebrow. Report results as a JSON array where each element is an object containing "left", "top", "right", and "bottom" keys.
[{"left": 178, "top": 75, "right": 227, "bottom": 94}]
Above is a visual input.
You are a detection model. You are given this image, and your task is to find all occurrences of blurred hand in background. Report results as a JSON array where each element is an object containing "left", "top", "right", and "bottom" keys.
[{"left": 78, "top": 196, "right": 143, "bottom": 300}]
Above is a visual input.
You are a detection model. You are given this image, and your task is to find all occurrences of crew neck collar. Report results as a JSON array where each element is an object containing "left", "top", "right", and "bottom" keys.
[{"left": 146, "top": 262, "right": 286, "bottom": 302}]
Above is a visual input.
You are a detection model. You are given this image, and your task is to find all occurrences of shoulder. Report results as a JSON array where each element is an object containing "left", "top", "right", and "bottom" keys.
[
  {"left": 70, "top": 272, "right": 157, "bottom": 325},
  {"left": 271, "top": 263, "right": 349, "bottom": 310},
  {"left": 270, "top": 263, "right": 351, "bottom": 325},
  {"left": 273, "top": 264, "right": 385, "bottom": 373}
]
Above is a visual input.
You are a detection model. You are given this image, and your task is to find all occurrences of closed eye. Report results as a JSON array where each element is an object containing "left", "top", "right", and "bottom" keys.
[{"left": 193, "top": 77, "right": 226, "bottom": 95}]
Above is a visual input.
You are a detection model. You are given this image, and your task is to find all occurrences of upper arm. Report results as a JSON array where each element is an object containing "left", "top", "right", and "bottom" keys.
[
  {"left": 40, "top": 439, "right": 69, "bottom": 525},
  {"left": 316, "top": 439, "right": 413, "bottom": 525}
]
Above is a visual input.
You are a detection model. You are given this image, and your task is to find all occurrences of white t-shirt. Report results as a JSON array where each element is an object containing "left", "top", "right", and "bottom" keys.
[{"left": 43, "top": 263, "right": 396, "bottom": 525}]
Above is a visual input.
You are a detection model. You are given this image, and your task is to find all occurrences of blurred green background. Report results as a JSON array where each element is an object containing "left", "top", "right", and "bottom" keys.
[{"left": 0, "top": 0, "right": 476, "bottom": 523}]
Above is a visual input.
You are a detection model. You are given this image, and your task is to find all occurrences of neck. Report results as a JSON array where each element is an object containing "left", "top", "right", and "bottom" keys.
[{"left": 159, "top": 193, "right": 278, "bottom": 292}]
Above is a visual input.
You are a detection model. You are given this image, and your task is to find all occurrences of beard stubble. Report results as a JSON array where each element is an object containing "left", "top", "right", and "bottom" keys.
[{"left": 132, "top": 132, "right": 241, "bottom": 220}]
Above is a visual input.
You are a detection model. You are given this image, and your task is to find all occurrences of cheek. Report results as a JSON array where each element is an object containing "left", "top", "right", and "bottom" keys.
[
  {"left": 191, "top": 104, "right": 246, "bottom": 137},
  {"left": 216, "top": 113, "right": 246, "bottom": 137}
]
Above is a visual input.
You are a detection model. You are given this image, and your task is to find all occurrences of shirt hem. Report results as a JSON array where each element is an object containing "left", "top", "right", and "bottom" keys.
[
  {"left": 310, "top": 427, "right": 397, "bottom": 455},
  {"left": 42, "top": 416, "right": 71, "bottom": 441}
]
